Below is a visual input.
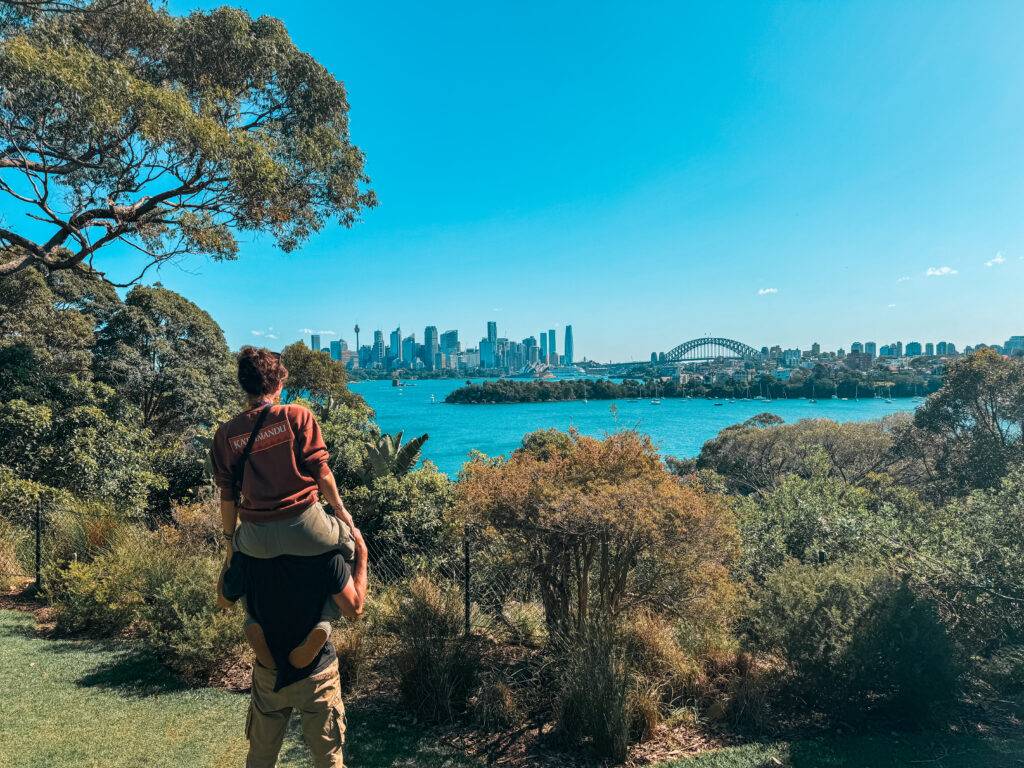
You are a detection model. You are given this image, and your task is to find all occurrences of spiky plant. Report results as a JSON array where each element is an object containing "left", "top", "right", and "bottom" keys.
[{"left": 358, "top": 431, "right": 429, "bottom": 484}]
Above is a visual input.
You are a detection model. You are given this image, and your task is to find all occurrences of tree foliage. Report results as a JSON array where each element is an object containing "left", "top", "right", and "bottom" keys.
[
  {"left": 893, "top": 349, "right": 1024, "bottom": 500},
  {"left": 93, "top": 283, "right": 236, "bottom": 437},
  {"left": 280, "top": 341, "right": 363, "bottom": 416},
  {"left": 457, "top": 429, "right": 740, "bottom": 638},
  {"left": 0, "top": 0, "right": 374, "bottom": 283},
  {"left": 694, "top": 413, "right": 908, "bottom": 494}
]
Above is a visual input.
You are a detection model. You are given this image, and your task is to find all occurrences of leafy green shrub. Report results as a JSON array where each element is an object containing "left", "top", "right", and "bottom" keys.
[
  {"left": 139, "top": 556, "right": 244, "bottom": 682},
  {"left": 382, "top": 576, "right": 480, "bottom": 722},
  {"left": 47, "top": 525, "right": 244, "bottom": 681},
  {"left": 46, "top": 528, "right": 154, "bottom": 634},
  {"left": 753, "top": 559, "right": 957, "bottom": 724}
]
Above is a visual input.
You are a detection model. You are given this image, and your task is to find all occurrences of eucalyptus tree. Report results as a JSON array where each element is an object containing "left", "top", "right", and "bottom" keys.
[{"left": 0, "top": 0, "right": 374, "bottom": 284}]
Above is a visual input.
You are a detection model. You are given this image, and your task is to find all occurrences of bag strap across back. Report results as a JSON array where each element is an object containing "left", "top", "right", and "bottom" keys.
[{"left": 233, "top": 403, "right": 272, "bottom": 505}]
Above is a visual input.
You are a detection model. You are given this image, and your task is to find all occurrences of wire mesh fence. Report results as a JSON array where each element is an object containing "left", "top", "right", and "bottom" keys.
[
  {"left": 0, "top": 500, "right": 44, "bottom": 592},
  {"left": 363, "top": 525, "right": 542, "bottom": 638}
]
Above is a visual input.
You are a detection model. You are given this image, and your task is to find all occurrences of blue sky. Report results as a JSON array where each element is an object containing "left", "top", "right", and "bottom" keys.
[{"left": 23, "top": 2, "right": 1024, "bottom": 358}]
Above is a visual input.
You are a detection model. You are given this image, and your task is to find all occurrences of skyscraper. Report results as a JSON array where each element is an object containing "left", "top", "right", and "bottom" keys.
[
  {"left": 390, "top": 327, "right": 402, "bottom": 364},
  {"left": 547, "top": 329, "right": 556, "bottom": 364},
  {"left": 539, "top": 332, "right": 547, "bottom": 362},
  {"left": 440, "top": 330, "right": 460, "bottom": 355},
  {"left": 851, "top": 341, "right": 863, "bottom": 354},
  {"left": 402, "top": 334, "right": 417, "bottom": 365},
  {"left": 424, "top": 325, "right": 439, "bottom": 370},
  {"left": 925, "top": 342, "right": 935, "bottom": 356},
  {"left": 564, "top": 325, "right": 574, "bottom": 365},
  {"left": 372, "top": 330, "right": 385, "bottom": 366},
  {"left": 310, "top": 334, "right": 321, "bottom": 352},
  {"left": 329, "top": 339, "right": 342, "bottom": 360},
  {"left": 906, "top": 341, "right": 922, "bottom": 357},
  {"left": 864, "top": 341, "right": 877, "bottom": 358},
  {"left": 487, "top": 321, "right": 497, "bottom": 345}
]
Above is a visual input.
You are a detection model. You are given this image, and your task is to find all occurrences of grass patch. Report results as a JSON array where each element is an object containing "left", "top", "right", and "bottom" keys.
[
  {"left": 0, "top": 609, "right": 479, "bottom": 768},
  {"left": 657, "top": 729, "right": 1024, "bottom": 768}
]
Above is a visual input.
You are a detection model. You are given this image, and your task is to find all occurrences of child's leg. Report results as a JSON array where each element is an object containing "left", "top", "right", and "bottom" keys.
[
  {"left": 287, "top": 598, "right": 340, "bottom": 669},
  {"left": 240, "top": 597, "right": 276, "bottom": 670}
]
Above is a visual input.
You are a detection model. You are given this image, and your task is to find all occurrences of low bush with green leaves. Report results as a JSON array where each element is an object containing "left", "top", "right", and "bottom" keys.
[{"left": 752, "top": 559, "right": 958, "bottom": 725}]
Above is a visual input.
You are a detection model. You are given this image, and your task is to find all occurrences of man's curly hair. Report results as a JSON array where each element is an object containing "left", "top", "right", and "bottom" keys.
[{"left": 237, "top": 346, "right": 289, "bottom": 398}]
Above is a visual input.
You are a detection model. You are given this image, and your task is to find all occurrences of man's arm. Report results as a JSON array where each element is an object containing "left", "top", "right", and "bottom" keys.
[
  {"left": 220, "top": 498, "right": 238, "bottom": 560},
  {"left": 332, "top": 527, "right": 367, "bottom": 621},
  {"left": 316, "top": 469, "right": 356, "bottom": 530}
]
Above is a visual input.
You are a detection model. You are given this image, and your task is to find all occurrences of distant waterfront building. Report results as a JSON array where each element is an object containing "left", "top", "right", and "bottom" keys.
[
  {"left": 440, "top": 330, "right": 460, "bottom": 358},
  {"left": 310, "top": 334, "right": 321, "bottom": 352},
  {"left": 329, "top": 339, "right": 343, "bottom": 361},
  {"left": 372, "top": 330, "right": 385, "bottom": 367},
  {"left": 782, "top": 348, "right": 802, "bottom": 366},
  {"left": 851, "top": 341, "right": 863, "bottom": 354},
  {"left": 547, "top": 330, "right": 556, "bottom": 364},
  {"left": 487, "top": 321, "right": 498, "bottom": 346},
  {"left": 650, "top": 352, "right": 658, "bottom": 364},
  {"left": 564, "top": 325, "right": 574, "bottom": 365},
  {"left": 810, "top": 342, "right": 821, "bottom": 356},
  {"left": 864, "top": 341, "right": 877, "bottom": 358},
  {"left": 479, "top": 339, "right": 496, "bottom": 368},
  {"left": 424, "top": 326, "right": 439, "bottom": 370},
  {"left": 540, "top": 332, "right": 548, "bottom": 362},
  {"left": 905, "top": 341, "right": 922, "bottom": 357},
  {"left": 390, "top": 327, "right": 402, "bottom": 365},
  {"left": 401, "top": 334, "right": 417, "bottom": 366},
  {"left": 925, "top": 342, "right": 935, "bottom": 356}
]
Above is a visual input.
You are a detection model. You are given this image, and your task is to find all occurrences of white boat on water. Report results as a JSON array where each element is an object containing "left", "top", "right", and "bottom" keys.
[{"left": 650, "top": 398, "right": 661, "bottom": 405}]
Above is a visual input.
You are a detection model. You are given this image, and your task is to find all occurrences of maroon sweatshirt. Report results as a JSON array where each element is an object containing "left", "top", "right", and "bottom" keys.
[{"left": 211, "top": 403, "right": 330, "bottom": 521}]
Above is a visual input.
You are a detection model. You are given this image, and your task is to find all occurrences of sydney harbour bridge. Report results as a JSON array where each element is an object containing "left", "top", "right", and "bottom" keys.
[
  {"left": 595, "top": 337, "right": 760, "bottom": 375},
  {"left": 662, "top": 337, "right": 759, "bottom": 363}
]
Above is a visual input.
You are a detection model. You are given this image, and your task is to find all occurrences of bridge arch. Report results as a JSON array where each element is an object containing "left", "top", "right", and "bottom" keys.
[{"left": 664, "top": 337, "right": 759, "bottom": 362}]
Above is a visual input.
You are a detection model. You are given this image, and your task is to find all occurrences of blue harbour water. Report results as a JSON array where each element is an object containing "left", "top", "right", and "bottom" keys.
[{"left": 352, "top": 379, "right": 919, "bottom": 477}]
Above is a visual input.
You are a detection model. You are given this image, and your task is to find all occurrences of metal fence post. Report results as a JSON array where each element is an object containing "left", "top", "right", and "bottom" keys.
[
  {"left": 463, "top": 526, "right": 471, "bottom": 637},
  {"left": 35, "top": 498, "right": 42, "bottom": 591}
]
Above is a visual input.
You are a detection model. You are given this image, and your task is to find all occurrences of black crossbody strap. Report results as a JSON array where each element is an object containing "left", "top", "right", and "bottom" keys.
[{"left": 233, "top": 404, "right": 272, "bottom": 504}]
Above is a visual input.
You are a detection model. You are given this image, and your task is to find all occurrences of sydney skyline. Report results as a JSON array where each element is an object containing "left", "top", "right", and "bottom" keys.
[{"left": 20, "top": 0, "right": 1023, "bottom": 359}]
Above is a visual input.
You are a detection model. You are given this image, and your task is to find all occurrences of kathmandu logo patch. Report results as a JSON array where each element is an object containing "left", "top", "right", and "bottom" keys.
[{"left": 228, "top": 420, "right": 291, "bottom": 454}]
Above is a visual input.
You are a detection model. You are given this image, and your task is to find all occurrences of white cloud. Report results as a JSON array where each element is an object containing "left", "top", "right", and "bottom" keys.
[
  {"left": 925, "top": 266, "right": 957, "bottom": 277},
  {"left": 985, "top": 252, "right": 1006, "bottom": 267},
  {"left": 757, "top": 287, "right": 778, "bottom": 295},
  {"left": 299, "top": 328, "right": 336, "bottom": 336},
  {"left": 896, "top": 276, "right": 911, "bottom": 283},
  {"left": 887, "top": 303, "right": 897, "bottom": 308},
  {"left": 251, "top": 327, "right": 279, "bottom": 341}
]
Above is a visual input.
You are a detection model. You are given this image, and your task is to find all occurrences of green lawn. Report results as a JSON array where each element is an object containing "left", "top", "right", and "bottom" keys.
[
  {"left": 660, "top": 724, "right": 1024, "bottom": 768},
  {"left": 4, "top": 607, "right": 1022, "bottom": 768},
  {"left": 0, "top": 609, "right": 479, "bottom": 768}
]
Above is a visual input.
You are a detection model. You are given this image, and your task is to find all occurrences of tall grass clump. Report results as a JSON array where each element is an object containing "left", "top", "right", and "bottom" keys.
[{"left": 382, "top": 575, "right": 480, "bottom": 722}]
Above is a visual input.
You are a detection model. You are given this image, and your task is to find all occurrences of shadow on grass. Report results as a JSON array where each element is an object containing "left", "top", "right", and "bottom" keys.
[
  {"left": 274, "top": 697, "right": 478, "bottom": 768},
  {"left": 788, "top": 730, "right": 1021, "bottom": 768},
  {"left": 76, "top": 648, "right": 188, "bottom": 697}
]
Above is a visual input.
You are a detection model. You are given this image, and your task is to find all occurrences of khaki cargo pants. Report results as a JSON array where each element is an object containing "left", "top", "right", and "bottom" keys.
[{"left": 246, "top": 662, "right": 346, "bottom": 768}]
